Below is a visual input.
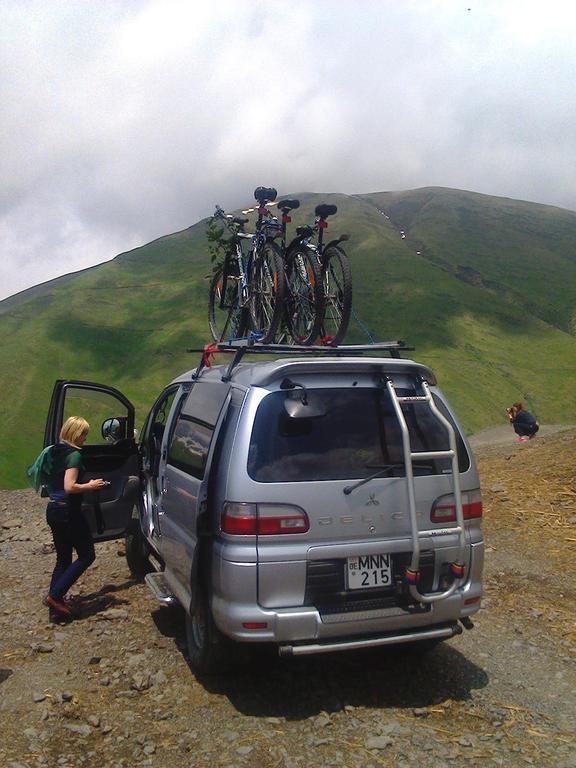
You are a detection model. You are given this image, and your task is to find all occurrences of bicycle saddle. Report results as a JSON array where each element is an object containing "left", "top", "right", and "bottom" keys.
[
  {"left": 315, "top": 203, "right": 338, "bottom": 219},
  {"left": 277, "top": 199, "right": 300, "bottom": 212},
  {"left": 254, "top": 186, "right": 277, "bottom": 204}
]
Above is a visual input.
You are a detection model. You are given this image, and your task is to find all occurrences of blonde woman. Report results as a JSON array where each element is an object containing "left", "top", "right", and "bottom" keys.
[{"left": 43, "top": 416, "right": 106, "bottom": 620}]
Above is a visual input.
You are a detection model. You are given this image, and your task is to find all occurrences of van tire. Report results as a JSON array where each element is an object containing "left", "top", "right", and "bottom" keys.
[
  {"left": 125, "top": 518, "right": 151, "bottom": 578},
  {"left": 185, "top": 588, "right": 235, "bottom": 675}
]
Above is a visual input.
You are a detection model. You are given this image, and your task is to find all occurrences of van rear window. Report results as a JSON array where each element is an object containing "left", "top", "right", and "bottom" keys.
[{"left": 248, "top": 388, "right": 469, "bottom": 483}]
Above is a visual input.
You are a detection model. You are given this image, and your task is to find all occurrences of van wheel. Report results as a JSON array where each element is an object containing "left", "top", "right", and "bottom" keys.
[
  {"left": 185, "top": 588, "right": 235, "bottom": 675},
  {"left": 125, "top": 518, "right": 151, "bottom": 578}
]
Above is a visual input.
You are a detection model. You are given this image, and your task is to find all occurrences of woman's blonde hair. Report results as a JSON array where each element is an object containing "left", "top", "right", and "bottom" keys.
[{"left": 60, "top": 416, "right": 90, "bottom": 448}]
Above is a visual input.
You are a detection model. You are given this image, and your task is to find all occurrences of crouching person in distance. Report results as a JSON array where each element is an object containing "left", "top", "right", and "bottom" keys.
[
  {"left": 43, "top": 416, "right": 106, "bottom": 621},
  {"left": 506, "top": 402, "right": 539, "bottom": 443}
]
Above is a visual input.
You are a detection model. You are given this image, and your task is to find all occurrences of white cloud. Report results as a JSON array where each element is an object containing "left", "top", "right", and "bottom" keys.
[{"left": 1, "top": 0, "right": 576, "bottom": 299}]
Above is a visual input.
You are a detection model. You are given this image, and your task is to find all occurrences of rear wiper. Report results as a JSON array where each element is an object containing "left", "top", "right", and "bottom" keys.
[{"left": 343, "top": 465, "right": 403, "bottom": 495}]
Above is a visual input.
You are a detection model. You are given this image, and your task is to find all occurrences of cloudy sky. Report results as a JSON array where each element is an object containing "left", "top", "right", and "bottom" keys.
[{"left": 1, "top": 0, "right": 575, "bottom": 300}]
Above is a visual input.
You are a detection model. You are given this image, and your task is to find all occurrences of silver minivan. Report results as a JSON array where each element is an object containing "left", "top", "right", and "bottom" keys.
[{"left": 45, "top": 342, "right": 483, "bottom": 674}]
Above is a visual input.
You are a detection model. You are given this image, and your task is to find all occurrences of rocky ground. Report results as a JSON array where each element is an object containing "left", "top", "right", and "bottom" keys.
[{"left": 1, "top": 429, "right": 575, "bottom": 768}]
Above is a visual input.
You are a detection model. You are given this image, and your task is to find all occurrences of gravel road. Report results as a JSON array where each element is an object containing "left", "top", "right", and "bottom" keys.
[{"left": 1, "top": 429, "right": 575, "bottom": 768}]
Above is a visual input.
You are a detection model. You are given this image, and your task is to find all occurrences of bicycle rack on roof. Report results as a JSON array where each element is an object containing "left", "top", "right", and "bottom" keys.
[{"left": 186, "top": 339, "right": 414, "bottom": 382}]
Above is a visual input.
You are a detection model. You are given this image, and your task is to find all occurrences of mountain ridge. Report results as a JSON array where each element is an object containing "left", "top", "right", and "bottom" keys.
[{"left": 2, "top": 186, "right": 575, "bottom": 488}]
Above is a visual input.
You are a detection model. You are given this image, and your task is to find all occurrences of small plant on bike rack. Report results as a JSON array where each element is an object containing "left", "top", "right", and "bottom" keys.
[
  {"left": 206, "top": 206, "right": 252, "bottom": 342},
  {"left": 206, "top": 208, "right": 236, "bottom": 276}
]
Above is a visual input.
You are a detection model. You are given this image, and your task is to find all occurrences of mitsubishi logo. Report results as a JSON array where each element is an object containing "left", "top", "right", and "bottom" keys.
[{"left": 366, "top": 494, "right": 380, "bottom": 506}]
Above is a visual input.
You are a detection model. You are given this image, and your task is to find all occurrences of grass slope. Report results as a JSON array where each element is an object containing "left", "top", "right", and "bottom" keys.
[{"left": 1, "top": 188, "right": 575, "bottom": 488}]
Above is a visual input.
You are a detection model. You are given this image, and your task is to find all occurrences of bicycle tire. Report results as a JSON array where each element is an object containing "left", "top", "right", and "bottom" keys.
[
  {"left": 248, "top": 240, "right": 286, "bottom": 343},
  {"left": 285, "top": 246, "right": 324, "bottom": 346},
  {"left": 320, "top": 246, "right": 352, "bottom": 346},
  {"left": 208, "top": 265, "right": 248, "bottom": 342}
]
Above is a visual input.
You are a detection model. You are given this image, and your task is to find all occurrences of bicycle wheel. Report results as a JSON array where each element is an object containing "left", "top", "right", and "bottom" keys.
[
  {"left": 248, "top": 241, "right": 286, "bottom": 344},
  {"left": 285, "top": 246, "right": 324, "bottom": 345},
  {"left": 320, "top": 246, "right": 352, "bottom": 346},
  {"left": 208, "top": 266, "right": 248, "bottom": 342}
]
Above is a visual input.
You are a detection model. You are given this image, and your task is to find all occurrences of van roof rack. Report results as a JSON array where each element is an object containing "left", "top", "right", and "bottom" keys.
[{"left": 187, "top": 339, "right": 414, "bottom": 381}]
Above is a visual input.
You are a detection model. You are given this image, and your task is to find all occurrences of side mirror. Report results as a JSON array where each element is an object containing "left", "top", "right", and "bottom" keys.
[{"left": 101, "top": 417, "right": 128, "bottom": 442}]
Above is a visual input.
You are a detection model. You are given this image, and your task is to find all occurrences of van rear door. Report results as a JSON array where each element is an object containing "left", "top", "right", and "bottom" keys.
[
  {"left": 44, "top": 380, "right": 139, "bottom": 542},
  {"left": 247, "top": 379, "right": 469, "bottom": 540},
  {"left": 245, "top": 377, "right": 471, "bottom": 607}
]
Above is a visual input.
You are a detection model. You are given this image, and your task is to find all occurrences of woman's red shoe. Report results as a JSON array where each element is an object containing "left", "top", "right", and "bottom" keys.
[{"left": 44, "top": 595, "right": 73, "bottom": 618}]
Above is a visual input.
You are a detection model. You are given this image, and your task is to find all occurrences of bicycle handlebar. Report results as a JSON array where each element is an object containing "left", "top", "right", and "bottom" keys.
[{"left": 213, "top": 206, "right": 249, "bottom": 227}]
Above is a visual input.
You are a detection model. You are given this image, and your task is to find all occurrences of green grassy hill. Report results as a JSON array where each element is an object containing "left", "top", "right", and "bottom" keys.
[{"left": 2, "top": 187, "right": 576, "bottom": 488}]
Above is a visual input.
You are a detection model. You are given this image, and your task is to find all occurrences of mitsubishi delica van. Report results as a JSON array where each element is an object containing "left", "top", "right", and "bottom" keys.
[{"left": 44, "top": 341, "right": 483, "bottom": 674}]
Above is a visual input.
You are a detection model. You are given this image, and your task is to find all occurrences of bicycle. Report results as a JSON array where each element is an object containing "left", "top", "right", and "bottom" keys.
[
  {"left": 314, "top": 204, "right": 352, "bottom": 346},
  {"left": 277, "top": 198, "right": 325, "bottom": 345},
  {"left": 284, "top": 203, "right": 352, "bottom": 346},
  {"left": 207, "top": 188, "right": 286, "bottom": 344},
  {"left": 207, "top": 207, "right": 251, "bottom": 342},
  {"left": 248, "top": 187, "right": 286, "bottom": 343}
]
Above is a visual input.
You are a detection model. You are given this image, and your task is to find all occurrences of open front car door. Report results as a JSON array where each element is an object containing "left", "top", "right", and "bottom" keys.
[{"left": 44, "top": 380, "right": 140, "bottom": 542}]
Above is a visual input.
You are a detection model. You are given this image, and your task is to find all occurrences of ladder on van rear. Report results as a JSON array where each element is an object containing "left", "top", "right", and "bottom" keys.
[{"left": 385, "top": 377, "right": 467, "bottom": 604}]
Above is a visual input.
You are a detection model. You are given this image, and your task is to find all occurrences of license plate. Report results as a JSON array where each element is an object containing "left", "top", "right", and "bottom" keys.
[{"left": 347, "top": 554, "right": 392, "bottom": 590}]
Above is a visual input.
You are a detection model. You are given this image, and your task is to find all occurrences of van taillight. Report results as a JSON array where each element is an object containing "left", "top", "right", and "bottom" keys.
[
  {"left": 431, "top": 490, "right": 483, "bottom": 523},
  {"left": 221, "top": 502, "right": 309, "bottom": 535}
]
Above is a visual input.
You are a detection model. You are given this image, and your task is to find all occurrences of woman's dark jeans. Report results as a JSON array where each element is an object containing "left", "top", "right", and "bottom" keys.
[
  {"left": 513, "top": 424, "right": 538, "bottom": 437},
  {"left": 46, "top": 502, "right": 96, "bottom": 599}
]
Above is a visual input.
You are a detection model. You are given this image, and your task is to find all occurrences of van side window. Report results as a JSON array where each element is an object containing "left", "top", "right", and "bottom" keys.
[
  {"left": 150, "top": 389, "right": 177, "bottom": 455},
  {"left": 167, "top": 417, "right": 212, "bottom": 479},
  {"left": 165, "top": 381, "right": 231, "bottom": 479}
]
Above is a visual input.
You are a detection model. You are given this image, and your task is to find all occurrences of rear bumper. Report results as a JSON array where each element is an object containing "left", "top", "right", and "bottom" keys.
[
  {"left": 211, "top": 539, "right": 483, "bottom": 647},
  {"left": 278, "top": 622, "right": 462, "bottom": 656},
  {"left": 212, "top": 585, "right": 479, "bottom": 644}
]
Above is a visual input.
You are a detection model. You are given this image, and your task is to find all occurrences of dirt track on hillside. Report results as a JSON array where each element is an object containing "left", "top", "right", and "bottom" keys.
[{"left": 1, "top": 430, "right": 575, "bottom": 768}]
